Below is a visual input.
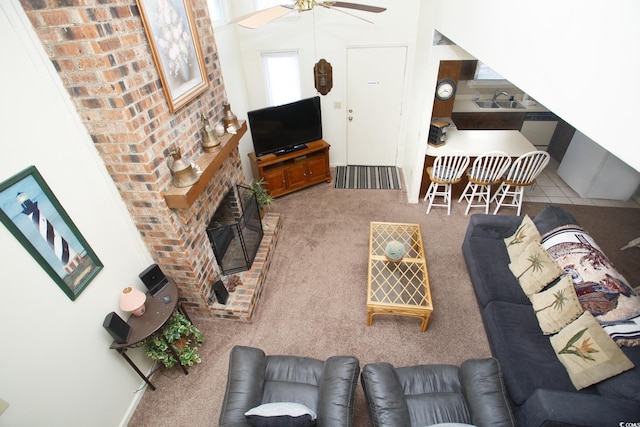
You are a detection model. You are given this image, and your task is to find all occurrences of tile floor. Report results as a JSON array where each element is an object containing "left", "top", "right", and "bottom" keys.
[{"left": 523, "top": 157, "right": 640, "bottom": 208}]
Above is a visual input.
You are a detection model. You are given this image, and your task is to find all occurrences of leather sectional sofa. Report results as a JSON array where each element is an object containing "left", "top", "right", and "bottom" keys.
[{"left": 462, "top": 205, "right": 640, "bottom": 426}]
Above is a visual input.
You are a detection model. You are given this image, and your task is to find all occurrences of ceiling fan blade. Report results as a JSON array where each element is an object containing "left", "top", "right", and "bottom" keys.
[
  {"left": 327, "top": 2, "right": 386, "bottom": 13},
  {"left": 233, "top": 5, "right": 294, "bottom": 29},
  {"left": 317, "top": 3, "right": 374, "bottom": 24}
]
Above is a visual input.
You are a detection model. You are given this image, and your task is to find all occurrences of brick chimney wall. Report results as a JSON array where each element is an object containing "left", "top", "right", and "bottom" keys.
[{"left": 20, "top": 0, "right": 242, "bottom": 319}]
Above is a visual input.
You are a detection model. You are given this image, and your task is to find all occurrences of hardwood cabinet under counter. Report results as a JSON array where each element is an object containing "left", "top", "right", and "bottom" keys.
[
  {"left": 451, "top": 111, "right": 526, "bottom": 130},
  {"left": 419, "top": 129, "right": 536, "bottom": 198}
]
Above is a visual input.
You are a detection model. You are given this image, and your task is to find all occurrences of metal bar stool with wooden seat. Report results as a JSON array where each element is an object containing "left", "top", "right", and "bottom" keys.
[
  {"left": 424, "top": 152, "right": 470, "bottom": 215},
  {"left": 458, "top": 151, "right": 511, "bottom": 215},
  {"left": 492, "top": 150, "right": 550, "bottom": 215}
]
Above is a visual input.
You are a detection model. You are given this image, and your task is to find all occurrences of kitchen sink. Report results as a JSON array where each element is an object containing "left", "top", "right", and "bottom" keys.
[
  {"left": 474, "top": 100, "right": 500, "bottom": 109},
  {"left": 495, "top": 100, "right": 526, "bottom": 109}
]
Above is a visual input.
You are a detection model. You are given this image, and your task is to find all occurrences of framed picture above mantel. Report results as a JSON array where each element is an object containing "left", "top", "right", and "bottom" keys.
[{"left": 136, "top": 0, "right": 209, "bottom": 112}]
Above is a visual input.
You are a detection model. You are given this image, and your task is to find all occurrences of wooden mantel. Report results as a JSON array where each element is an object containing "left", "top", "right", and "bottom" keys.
[{"left": 163, "top": 120, "right": 247, "bottom": 209}]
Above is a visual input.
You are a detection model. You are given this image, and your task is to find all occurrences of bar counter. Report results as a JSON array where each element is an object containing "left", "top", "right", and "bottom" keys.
[{"left": 420, "top": 129, "right": 537, "bottom": 198}]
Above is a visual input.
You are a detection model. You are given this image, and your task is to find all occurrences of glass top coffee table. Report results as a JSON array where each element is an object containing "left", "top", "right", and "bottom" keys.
[{"left": 367, "top": 222, "right": 433, "bottom": 332}]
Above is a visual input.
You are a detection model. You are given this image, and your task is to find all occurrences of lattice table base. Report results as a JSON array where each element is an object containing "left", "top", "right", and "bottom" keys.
[{"left": 367, "top": 222, "right": 432, "bottom": 332}]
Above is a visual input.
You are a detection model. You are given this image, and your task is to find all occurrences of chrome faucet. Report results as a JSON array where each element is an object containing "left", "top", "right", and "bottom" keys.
[{"left": 492, "top": 90, "right": 510, "bottom": 101}]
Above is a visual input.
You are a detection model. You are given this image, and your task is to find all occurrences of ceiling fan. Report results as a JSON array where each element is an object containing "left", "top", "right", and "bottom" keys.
[{"left": 234, "top": 1, "right": 387, "bottom": 29}]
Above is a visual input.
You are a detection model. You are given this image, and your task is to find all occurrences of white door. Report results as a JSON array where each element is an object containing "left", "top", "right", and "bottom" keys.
[{"left": 346, "top": 46, "right": 407, "bottom": 166}]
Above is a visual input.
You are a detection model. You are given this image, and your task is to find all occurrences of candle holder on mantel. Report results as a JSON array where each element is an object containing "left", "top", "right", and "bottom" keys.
[
  {"left": 166, "top": 148, "right": 201, "bottom": 188},
  {"left": 223, "top": 102, "right": 240, "bottom": 133},
  {"left": 201, "top": 113, "right": 221, "bottom": 153}
]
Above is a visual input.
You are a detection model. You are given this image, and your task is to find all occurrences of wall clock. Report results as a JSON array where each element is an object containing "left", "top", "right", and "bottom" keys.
[{"left": 435, "top": 78, "right": 457, "bottom": 101}]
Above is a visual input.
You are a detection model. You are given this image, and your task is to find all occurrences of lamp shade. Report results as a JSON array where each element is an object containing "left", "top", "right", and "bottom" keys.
[{"left": 120, "top": 286, "right": 147, "bottom": 316}]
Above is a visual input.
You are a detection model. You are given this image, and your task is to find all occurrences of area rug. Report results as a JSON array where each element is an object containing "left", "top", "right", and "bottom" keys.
[{"left": 334, "top": 165, "right": 401, "bottom": 190}]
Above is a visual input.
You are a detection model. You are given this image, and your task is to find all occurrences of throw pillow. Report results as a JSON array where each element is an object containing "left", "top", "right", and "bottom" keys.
[
  {"left": 509, "top": 241, "right": 563, "bottom": 297},
  {"left": 504, "top": 215, "right": 541, "bottom": 262},
  {"left": 542, "top": 225, "right": 640, "bottom": 346},
  {"left": 531, "top": 275, "right": 583, "bottom": 334},
  {"left": 550, "top": 311, "right": 634, "bottom": 390},
  {"left": 245, "top": 402, "right": 317, "bottom": 427}
]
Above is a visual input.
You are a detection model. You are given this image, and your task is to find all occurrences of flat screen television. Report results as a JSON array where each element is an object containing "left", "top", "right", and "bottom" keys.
[{"left": 248, "top": 96, "right": 322, "bottom": 157}]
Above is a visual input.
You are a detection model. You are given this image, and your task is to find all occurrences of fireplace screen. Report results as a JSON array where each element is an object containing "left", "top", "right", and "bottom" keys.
[{"left": 206, "top": 184, "right": 263, "bottom": 275}]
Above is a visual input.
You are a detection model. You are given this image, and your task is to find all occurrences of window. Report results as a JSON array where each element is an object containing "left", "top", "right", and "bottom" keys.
[
  {"left": 206, "top": 0, "right": 225, "bottom": 26},
  {"left": 474, "top": 62, "right": 506, "bottom": 80},
  {"left": 262, "top": 51, "right": 301, "bottom": 106}
]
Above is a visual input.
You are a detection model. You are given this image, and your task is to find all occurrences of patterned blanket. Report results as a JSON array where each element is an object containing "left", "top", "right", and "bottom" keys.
[{"left": 541, "top": 225, "right": 640, "bottom": 346}]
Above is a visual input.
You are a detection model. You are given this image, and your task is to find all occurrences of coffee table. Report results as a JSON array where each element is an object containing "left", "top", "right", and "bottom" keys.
[{"left": 367, "top": 222, "right": 433, "bottom": 332}]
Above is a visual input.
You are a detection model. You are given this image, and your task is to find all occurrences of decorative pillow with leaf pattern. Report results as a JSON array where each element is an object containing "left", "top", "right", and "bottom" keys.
[
  {"left": 504, "top": 215, "right": 541, "bottom": 262},
  {"left": 531, "top": 275, "right": 583, "bottom": 335},
  {"left": 550, "top": 311, "right": 634, "bottom": 390},
  {"left": 509, "top": 241, "right": 564, "bottom": 297}
]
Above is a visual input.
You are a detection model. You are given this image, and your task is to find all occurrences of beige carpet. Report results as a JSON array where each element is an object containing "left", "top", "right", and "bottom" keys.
[{"left": 127, "top": 181, "right": 640, "bottom": 427}]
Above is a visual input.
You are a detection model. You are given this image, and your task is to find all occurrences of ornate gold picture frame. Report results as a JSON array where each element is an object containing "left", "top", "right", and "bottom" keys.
[{"left": 136, "top": 0, "right": 209, "bottom": 112}]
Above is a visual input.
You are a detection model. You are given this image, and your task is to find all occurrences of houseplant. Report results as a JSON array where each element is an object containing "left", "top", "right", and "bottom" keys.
[
  {"left": 249, "top": 179, "right": 274, "bottom": 215},
  {"left": 142, "top": 312, "right": 204, "bottom": 368}
]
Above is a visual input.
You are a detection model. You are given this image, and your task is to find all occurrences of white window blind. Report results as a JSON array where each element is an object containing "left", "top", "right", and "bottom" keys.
[{"left": 262, "top": 51, "right": 301, "bottom": 106}]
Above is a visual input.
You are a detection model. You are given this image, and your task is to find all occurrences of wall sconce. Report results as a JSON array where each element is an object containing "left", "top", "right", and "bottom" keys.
[{"left": 314, "top": 59, "right": 333, "bottom": 95}]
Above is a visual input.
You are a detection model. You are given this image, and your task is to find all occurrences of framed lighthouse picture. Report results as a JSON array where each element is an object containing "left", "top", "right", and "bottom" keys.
[{"left": 0, "top": 166, "right": 103, "bottom": 301}]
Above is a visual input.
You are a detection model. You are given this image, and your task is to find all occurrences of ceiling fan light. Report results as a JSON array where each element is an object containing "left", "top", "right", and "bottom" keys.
[{"left": 297, "top": 0, "right": 315, "bottom": 11}]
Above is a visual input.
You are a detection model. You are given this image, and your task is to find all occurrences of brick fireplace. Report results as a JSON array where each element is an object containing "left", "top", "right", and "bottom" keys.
[{"left": 20, "top": 0, "right": 261, "bottom": 320}]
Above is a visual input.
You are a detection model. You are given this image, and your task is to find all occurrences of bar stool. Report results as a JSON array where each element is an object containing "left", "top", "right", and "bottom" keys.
[
  {"left": 424, "top": 152, "right": 470, "bottom": 215},
  {"left": 458, "top": 151, "right": 511, "bottom": 215},
  {"left": 492, "top": 150, "right": 550, "bottom": 215}
]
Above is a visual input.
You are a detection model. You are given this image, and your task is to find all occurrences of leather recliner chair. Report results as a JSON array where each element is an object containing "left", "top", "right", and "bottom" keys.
[
  {"left": 360, "top": 358, "right": 515, "bottom": 427},
  {"left": 219, "top": 345, "right": 360, "bottom": 427}
]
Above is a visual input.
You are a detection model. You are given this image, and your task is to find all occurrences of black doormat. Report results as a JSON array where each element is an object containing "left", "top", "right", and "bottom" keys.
[{"left": 334, "top": 166, "right": 401, "bottom": 190}]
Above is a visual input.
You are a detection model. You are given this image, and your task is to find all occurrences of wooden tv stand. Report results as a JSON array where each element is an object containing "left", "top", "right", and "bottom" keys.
[{"left": 249, "top": 140, "right": 331, "bottom": 198}]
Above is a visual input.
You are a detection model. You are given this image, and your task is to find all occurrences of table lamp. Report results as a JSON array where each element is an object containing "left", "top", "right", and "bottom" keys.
[{"left": 120, "top": 286, "right": 146, "bottom": 316}]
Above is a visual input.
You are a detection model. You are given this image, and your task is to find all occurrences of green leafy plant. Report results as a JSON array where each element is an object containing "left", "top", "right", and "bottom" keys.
[
  {"left": 142, "top": 312, "right": 204, "bottom": 368},
  {"left": 249, "top": 179, "right": 274, "bottom": 211}
]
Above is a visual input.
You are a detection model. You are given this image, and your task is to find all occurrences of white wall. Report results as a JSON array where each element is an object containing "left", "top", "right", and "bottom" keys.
[
  {"left": 428, "top": 0, "right": 640, "bottom": 173},
  {"left": 224, "top": 0, "right": 640, "bottom": 202},
  {"left": 0, "top": 3, "right": 154, "bottom": 426},
  {"left": 212, "top": 1, "right": 255, "bottom": 183},
  {"left": 229, "top": 0, "right": 422, "bottom": 167}
]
